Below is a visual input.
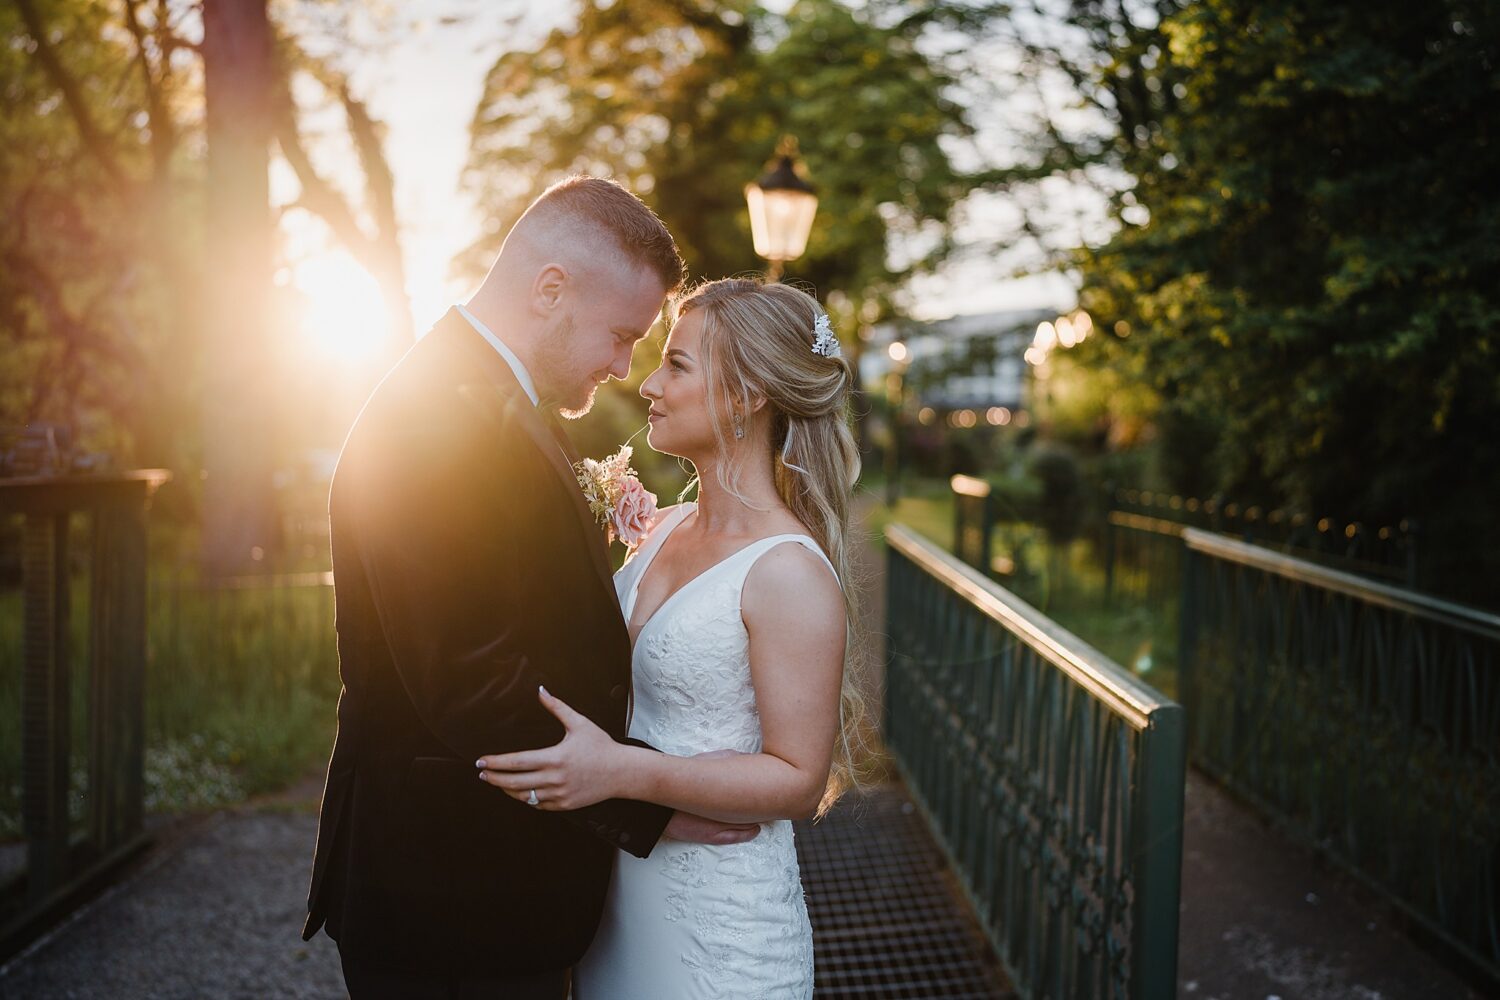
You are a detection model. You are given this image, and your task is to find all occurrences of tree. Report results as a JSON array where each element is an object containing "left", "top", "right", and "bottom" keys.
[
  {"left": 3, "top": 0, "right": 200, "bottom": 466},
  {"left": 200, "top": 0, "right": 277, "bottom": 575},
  {"left": 1023, "top": 0, "right": 1500, "bottom": 604},
  {"left": 462, "top": 0, "right": 986, "bottom": 337},
  {"left": 4, "top": 0, "right": 413, "bottom": 572}
]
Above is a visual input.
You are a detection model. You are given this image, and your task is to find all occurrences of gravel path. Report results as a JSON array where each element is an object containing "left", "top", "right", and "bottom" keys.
[{"left": 0, "top": 806, "right": 344, "bottom": 1000}]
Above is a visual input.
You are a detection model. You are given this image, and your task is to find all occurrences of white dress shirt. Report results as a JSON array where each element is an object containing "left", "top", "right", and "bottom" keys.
[{"left": 456, "top": 304, "right": 538, "bottom": 407}]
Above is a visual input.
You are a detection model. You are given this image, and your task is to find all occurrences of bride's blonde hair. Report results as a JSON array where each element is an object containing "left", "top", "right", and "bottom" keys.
[{"left": 672, "top": 277, "right": 870, "bottom": 816}]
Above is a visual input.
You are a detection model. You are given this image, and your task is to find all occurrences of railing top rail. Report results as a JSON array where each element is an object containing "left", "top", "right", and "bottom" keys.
[
  {"left": 0, "top": 469, "right": 173, "bottom": 514},
  {"left": 1183, "top": 527, "right": 1500, "bottom": 641},
  {"left": 887, "top": 524, "right": 1176, "bottom": 730},
  {"left": 0, "top": 469, "right": 172, "bottom": 490},
  {"left": 1106, "top": 509, "right": 1185, "bottom": 538},
  {"left": 950, "top": 473, "right": 991, "bottom": 498}
]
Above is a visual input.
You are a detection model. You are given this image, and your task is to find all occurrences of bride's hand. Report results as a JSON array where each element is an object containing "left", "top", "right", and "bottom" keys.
[{"left": 475, "top": 686, "right": 626, "bottom": 810}]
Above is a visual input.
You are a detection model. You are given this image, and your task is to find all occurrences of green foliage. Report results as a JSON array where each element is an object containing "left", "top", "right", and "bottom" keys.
[
  {"left": 462, "top": 0, "right": 980, "bottom": 315},
  {"left": 1029, "top": 443, "right": 1085, "bottom": 543},
  {"left": 1047, "top": 0, "right": 1500, "bottom": 603},
  {"left": 0, "top": 0, "right": 198, "bottom": 462},
  {"left": 2, "top": 0, "right": 412, "bottom": 486}
]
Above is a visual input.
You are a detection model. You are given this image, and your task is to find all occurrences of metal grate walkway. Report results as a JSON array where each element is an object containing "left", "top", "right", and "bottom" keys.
[{"left": 795, "top": 781, "right": 1013, "bottom": 999}]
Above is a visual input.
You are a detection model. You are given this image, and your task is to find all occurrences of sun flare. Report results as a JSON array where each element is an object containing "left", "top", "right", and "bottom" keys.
[{"left": 294, "top": 251, "right": 392, "bottom": 360}]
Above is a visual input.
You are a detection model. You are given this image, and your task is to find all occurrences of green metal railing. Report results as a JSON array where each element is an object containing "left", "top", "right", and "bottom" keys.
[
  {"left": 0, "top": 471, "right": 169, "bottom": 957},
  {"left": 885, "top": 525, "right": 1185, "bottom": 999},
  {"left": 1179, "top": 528, "right": 1500, "bottom": 987},
  {"left": 1109, "top": 488, "right": 1417, "bottom": 589},
  {"left": 1101, "top": 511, "right": 1184, "bottom": 607}
]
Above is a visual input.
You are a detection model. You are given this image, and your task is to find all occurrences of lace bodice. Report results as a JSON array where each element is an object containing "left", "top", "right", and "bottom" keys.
[
  {"left": 572, "top": 503, "right": 832, "bottom": 999},
  {"left": 620, "top": 504, "right": 834, "bottom": 757}
]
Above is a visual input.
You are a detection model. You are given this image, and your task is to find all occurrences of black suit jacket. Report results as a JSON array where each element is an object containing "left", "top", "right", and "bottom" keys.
[{"left": 302, "top": 308, "right": 672, "bottom": 975}]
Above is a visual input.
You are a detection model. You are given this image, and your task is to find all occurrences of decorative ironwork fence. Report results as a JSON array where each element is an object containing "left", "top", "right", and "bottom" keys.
[
  {"left": 0, "top": 471, "right": 169, "bottom": 955},
  {"left": 1111, "top": 488, "right": 1416, "bottom": 587},
  {"left": 885, "top": 525, "right": 1185, "bottom": 999},
  {"left": 1101, "top": 511, "right": 1184, "bottom": 607},
  {"left": 1179, "top": 528, "right": 1500, "bottom": 987}
]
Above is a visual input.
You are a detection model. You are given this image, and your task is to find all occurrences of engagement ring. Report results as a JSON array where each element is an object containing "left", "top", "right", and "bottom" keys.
[{"left": 527, "top": 789, "right": 539, "bottom": 807}]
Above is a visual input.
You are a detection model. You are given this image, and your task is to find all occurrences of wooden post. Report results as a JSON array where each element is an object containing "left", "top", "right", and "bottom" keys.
[{"left": 21, "top": 512, "right": 70, "bottom": 906}]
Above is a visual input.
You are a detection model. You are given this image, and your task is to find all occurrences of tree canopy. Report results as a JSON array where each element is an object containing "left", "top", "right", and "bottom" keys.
[
  {"left": 462, "top": 0, "right": 989, "bottom": 335},
  {"left": 1015, "top": 0, "right": 1499, "bottom": 603},
  {"left": 2, "top": 0, "right": 409, "bottom": 470}
]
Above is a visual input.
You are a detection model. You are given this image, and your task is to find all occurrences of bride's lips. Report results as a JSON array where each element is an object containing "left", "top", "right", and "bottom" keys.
[{"left": 648, "top": 409, "right": 665, "bottom": 422}]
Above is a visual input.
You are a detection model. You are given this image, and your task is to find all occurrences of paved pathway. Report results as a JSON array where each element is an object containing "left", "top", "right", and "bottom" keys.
[{"left": 1176, "top": 771, "right": 1482, "bottom": 1000}]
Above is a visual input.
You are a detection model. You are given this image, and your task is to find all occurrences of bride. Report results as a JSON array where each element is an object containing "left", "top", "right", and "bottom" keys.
[{"left": 477, "top": 276, "right": 863, "bottom": 997}]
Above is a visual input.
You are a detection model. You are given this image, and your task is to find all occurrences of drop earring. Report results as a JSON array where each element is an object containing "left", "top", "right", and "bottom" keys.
[{"left": 733, "top": 413, "right": 745, "bottom": 440}]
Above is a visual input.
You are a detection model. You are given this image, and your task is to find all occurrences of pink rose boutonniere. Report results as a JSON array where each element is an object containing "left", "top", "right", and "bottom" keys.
[{"left": 574, "top": 445, "right": 658, "bottom": 549}]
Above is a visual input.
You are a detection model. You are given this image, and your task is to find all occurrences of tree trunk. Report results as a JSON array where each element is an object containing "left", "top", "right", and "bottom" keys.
[{"left": 200, "top": 0, "right": 278, "bottom": 577}]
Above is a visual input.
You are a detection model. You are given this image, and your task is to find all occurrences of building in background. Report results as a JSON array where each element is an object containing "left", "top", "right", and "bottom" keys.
[{"left": 864, "top": 308, "right": 1053, "bottom": 423}]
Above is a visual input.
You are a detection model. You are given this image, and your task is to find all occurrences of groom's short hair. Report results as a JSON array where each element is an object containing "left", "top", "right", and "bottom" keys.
[{"left": 522, "top": 176, "right": 685, "bottom": 294}]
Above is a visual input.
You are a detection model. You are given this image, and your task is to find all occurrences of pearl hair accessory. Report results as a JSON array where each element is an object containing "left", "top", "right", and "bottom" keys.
[{"left": 811, "top": 313, "right": 841, "bottom": 359}]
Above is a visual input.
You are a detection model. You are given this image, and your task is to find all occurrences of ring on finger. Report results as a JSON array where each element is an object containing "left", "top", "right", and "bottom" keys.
[{"left": 527, "top": 788, "right": 540, "bottom": 807}]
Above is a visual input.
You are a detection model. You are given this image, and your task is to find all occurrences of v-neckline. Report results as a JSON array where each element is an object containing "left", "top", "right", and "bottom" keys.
[
  {"left": 626, "top": 504, "right": 707, "bottom": 648},
  {"left": 625, "top": 504, "right": 792, "bottom": 649}
]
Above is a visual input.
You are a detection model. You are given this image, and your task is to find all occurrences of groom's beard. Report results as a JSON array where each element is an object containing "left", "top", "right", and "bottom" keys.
[{"left": 534, "top": 313, "right": 599, "bottom": 418}]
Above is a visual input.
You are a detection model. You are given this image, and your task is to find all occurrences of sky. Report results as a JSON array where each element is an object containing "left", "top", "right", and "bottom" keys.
[{"left": 276, "top": 0, "right": 1080, "bottom": 344}]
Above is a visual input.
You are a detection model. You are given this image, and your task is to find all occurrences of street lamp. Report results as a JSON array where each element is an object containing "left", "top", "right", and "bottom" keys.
[{"left": 745, "top": 136, "right": 818, "bottom": 281}]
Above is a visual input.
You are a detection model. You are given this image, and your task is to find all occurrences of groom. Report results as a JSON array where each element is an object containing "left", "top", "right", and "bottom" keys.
[{"left": 303, "top": 177, "right": 756, "bottom": 998}]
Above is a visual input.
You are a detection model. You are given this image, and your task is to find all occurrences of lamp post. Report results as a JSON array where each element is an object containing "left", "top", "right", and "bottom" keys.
[{"left": 745, "top": 136, "right": 818, "bottom": 281}]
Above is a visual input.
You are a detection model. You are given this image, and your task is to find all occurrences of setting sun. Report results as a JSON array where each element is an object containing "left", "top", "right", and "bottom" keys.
[{"left": 293, "top": 251, "right": 392, "bottom": 360}]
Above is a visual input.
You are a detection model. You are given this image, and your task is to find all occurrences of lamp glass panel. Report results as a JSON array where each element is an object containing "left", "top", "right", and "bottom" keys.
[{"left": 746, "top": 185, "right": 817, "bottom": 260}]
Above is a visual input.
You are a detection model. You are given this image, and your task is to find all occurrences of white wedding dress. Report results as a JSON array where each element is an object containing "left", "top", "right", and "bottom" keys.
[{"left": 573, "top": 502, "right": 830, "bottom": 999}]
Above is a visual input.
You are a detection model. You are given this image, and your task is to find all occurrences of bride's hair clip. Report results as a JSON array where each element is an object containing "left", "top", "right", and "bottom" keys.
[{"left": 811, "top": 313, "right": 841, "bottom": 359}]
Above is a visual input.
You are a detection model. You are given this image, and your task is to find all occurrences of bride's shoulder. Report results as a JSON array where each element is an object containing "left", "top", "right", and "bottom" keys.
[
  {"left": 741, "top": 543, "right": 844, "bottom": 650},
  {"left": 742, "top": 535, "right": 841, "bottom": 614}
]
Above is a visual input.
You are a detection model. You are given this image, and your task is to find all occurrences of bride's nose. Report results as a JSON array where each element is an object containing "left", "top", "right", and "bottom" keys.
[{"left": 640, "top": 370, "right": 662, "bottom": 400}]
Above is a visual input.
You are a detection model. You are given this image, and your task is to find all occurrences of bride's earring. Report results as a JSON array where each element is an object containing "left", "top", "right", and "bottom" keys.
[{"left": 733, "top": 412, "right": 745, "bottom": 440}]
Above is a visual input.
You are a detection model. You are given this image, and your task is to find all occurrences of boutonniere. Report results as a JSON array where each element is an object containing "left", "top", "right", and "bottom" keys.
[{"left": 574, "top": 444, "right": 658, "bottom": 549}]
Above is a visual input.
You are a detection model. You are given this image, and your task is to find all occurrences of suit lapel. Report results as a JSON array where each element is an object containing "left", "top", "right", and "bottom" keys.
[{"left": 434, "top": 308, "right": 617, "bottom": 599}]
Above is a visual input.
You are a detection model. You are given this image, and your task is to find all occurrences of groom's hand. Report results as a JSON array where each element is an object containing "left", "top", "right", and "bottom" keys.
[
  {"left": 663, "top": 810, "right": 759, "bottom": 845},
  {"left": 663, "top": 749, "right": 757, "bottom": 844}
]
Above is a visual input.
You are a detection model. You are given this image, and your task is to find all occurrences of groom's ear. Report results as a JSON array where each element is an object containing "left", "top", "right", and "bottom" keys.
[{"left": 531, "top": 263, "right": 569, "bottom": 314}]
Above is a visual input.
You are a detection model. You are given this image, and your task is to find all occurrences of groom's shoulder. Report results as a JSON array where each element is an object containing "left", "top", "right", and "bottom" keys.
[
  {"left": 360, "top": 333, "right": 528, "bottom": 434},
  {"left": 338, "top": 357, "right": 532, "bottom": 490}
]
